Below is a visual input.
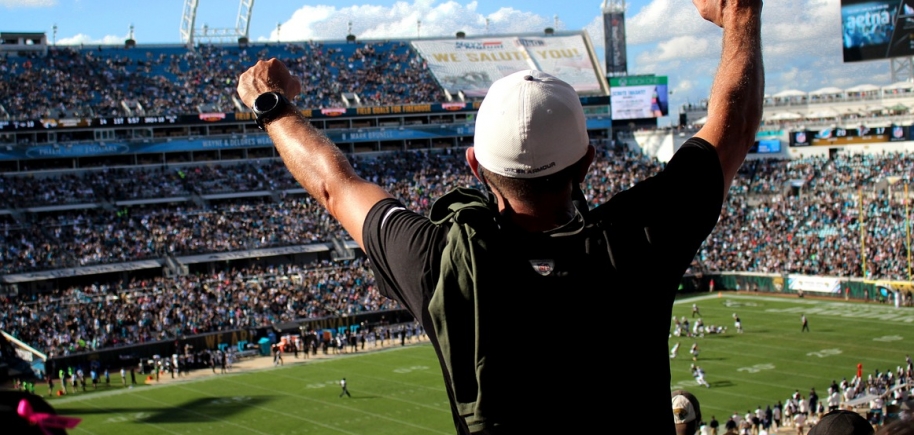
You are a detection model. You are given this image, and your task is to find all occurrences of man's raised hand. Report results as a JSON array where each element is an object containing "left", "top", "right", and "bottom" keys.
[
  {"left": 237, "top": 58, "right": 302, "bottom": 108},
  {"left": 693, "top": 0, "right": 763, "bottom": 28}
]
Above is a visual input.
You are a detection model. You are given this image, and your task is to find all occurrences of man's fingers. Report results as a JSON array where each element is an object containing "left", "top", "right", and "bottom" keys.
[
  {"left": 237, "top": 58, "right": 299, "bottom": 106},
  {"left": 263, "top": 58, "right": 301, "bottom": 98},
  {"left": 692, "top": 0, "right": 724, "bottom": 27}
]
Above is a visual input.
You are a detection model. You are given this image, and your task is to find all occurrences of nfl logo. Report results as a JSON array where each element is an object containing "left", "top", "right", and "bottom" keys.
[{"left": 530, "top": 260, "right": 555, "bottom": 276}]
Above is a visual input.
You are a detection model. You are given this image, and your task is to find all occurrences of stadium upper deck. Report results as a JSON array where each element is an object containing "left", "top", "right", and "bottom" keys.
[
  {"left": 683, "top": 82, "right": 914, "bottom": 132},
  {"left": 0, "top": 31, "right": 614, "bottom": 173},
  {"left": 1, "top": 30, "right": 913, "bottom": 288},
  {"left": 0, "top": 40, "right": 442, "bottom": 119},
  {"left": 0, "top": 30, "right": 606, "bottom": 120}
]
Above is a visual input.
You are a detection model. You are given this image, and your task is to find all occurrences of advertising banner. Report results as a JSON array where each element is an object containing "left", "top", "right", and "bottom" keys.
[
  {"left": 412, "top": 35, "right": 603, "bottom": 97},
  {"left": 608, "top": 76, "right": 669, "bottom": 120},
  {"left": 788, "top": 126, "right": 910, "bottom": 146},
  {"left": 790, "top": 131, "right": 813, "bottom": 146},
  {"left": 604, "top": 12, "right": 627, "bottom": 75},
  {"left": 0, "top": 104, "right": 478, "bottom": 133},
  {"left": 787, "top": 275, "right": 841, "bottom": 294},
  {"left": 842, "top": 0, "right": 914, "bottom": 62},
  {"left": 750, "top": 139, "right": 782, "bottom": 154}
]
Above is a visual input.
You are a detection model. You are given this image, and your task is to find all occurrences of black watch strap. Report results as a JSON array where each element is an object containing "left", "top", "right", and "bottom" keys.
[{"left": 252, "top": 92, "right": 292, "bottom": 130}]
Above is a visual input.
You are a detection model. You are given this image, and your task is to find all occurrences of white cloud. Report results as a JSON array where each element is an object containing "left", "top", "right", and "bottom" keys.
[
  {"left": 30, "top": 0, "right": 897, "bottom": 126},
  {"left": 610, "top": 0, "right": 889, "bottom": 122},
  {"left": 626, "top": 0, "right": 709, "bottom": 45},
  {"left": 640, "top": 35, "right": 713, "bottom": 63},
  {"left": 263, "top": 1, "right": 551, "bottom": 42},
  {"left": 0, "top": 0, "right": 55, "bottom": 7},
  {"left": 57, "top": 34, "right": 126, "bottom": 46},
  {"left": 269, "top": 0, "right": 888, "bottom": 123}
]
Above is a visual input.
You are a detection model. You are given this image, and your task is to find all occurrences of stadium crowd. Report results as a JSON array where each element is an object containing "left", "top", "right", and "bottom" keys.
[
  {"left": 2, "top": 39, "right": 914, "bottom": 382},
  {"left": 0, "top": 258, "right": 395, "bottom": 357},
  {"left": 703, "top": 364, "right": 912, "bottom": 433},
  {"left": 3, "top": 145, "right": 914, "bottom": 280},
  {"left": 0, "top": 41, "right": 443, "bottom": 120},
  {"left": 674, "top": 318, "right": 914, "bottom": 433}
]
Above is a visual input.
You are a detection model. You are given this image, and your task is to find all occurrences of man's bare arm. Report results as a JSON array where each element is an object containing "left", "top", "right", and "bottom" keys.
[
  {"left": 237, "top": 59, "right": 393, "bottom": 250},
  {"left": 692, "top": 0, "right": 765, "bottom": 198}
]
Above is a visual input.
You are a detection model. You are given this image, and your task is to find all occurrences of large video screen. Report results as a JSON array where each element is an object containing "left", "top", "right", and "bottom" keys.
[
  {"left": 609, "top": 76, "right": 668, "bottom": 120},
  {"left": 749, "top": 139, "right": 782, "bottom": 154},
  {"left": 842, "top": 0, "right": 914, "bottom": 62}
]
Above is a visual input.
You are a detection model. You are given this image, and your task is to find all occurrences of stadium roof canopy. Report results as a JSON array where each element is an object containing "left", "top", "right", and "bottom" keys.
[
  {"left": 805, "top": 108, "right": 840, "bottom": 119},
  {"left": 765, "top": 111, "right": 803, "bottom": 121},
  {"left": 808, "top": 87, "right": 843, "bottom": 96},
  {"left": 772, "top": 90, "right": 806, "bottom": 98},
  {"left": 845, "top": 84, "right": 880, "bottom": 93},
  {"left": 882, "top": 82, "right": 914, "bottom": 92}
]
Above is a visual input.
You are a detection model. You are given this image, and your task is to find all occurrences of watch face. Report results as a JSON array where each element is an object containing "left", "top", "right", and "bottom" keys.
[{"left": 254, "top": 92, "right": 280, "bottom": 114}]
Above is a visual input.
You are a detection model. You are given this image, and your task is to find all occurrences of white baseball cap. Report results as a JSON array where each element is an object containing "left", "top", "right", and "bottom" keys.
[
  {"left": 473, "top": 69, "right": 588, "bottom": 179},
  {"left": 672, "top": 393, "right": 699, "bottom": 424},
  {"left": 672, "top": 389, "right": 702, "bottom": 435}
]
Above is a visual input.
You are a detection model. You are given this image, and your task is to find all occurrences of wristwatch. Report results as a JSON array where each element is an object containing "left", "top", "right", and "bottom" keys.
[{"left": 252, "top": 92, "right": 292, "bottom": 130}]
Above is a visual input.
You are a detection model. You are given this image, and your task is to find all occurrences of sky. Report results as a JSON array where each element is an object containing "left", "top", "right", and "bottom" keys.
[{"left": 0, "top": 0, "right": 893, "bottom": 126}]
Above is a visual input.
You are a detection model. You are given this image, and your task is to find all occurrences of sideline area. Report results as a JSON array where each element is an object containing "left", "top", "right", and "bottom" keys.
[{"left": 45, "top": 333, "right": 429, "bottom": 404}]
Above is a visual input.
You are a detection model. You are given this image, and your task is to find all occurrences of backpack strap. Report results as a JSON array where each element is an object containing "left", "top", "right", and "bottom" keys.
[{"left": 427, "top": 187, "right": 500, "bottom": 433}]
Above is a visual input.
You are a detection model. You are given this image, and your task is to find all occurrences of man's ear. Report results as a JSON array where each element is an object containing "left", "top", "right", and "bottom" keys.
[
  {"left": 466, "top": 147, "right": 484, "bottom": 183},
  {"left": 574, "top": 145, "right": 596, "bottom": 183}
]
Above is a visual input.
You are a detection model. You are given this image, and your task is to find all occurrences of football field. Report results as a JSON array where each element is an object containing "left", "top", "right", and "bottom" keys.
[
  {"left": 55, "top": 345, "right": 455, "bottom": 435},
  {"left": 669, "top": 293, "right": 913, "bottom": 420},
  {"left": 52, "top": 294, "right": 913, "bottom": 434}
]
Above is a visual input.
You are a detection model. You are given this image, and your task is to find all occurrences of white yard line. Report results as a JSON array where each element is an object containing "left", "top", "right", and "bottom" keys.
[
  {"left": 53, "top": 344, "right": 428, "bottom": 405},
  {"left": 171, "top": 384, "right": 365, "bottom": 435},
  {"left": 69, "top": 398, "right": 183, "bottom": 435},
  {"left": 217, "top": 377, "right": 452, "bottom": 435},
  {"left": 129, "top": 393, "right": 273, "bottom": 435},
  {"left": 266, "top": 369, "right": 451, "bottom": 412}
]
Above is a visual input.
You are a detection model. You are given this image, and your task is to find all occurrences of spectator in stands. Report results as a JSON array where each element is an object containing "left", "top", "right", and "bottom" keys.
[
  {"left": 0, "top": 41, "right": 443, "bottom": 121},
  {"left": 0, "top": 259, "right": 397, "bottom": 356},
  {"left": 235, "top": 1, "right": 763, "bottom": 432},
  {"left": 808, "top": 409, "right": 874, "bottom": 435},
  {"left": 673, "top": 389, "right": 703, "bottom": 435}
]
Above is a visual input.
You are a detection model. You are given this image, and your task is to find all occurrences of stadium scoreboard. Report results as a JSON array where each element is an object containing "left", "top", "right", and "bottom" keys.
[
  {"left": 789, "top": 125, "right": 908, "bottom": 146},
  {"left": 608, "top": 75, "right": 669, "bottom": 120}
]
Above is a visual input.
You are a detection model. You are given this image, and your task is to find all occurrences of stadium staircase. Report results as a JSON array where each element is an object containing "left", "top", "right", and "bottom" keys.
[
  {"left": 99, "top": 200, "right": 116, "bottom": 212},
  {"left": 162, "top": 255, "right": 188, "bottom": 278},
  {"left": 330, "top": 237, "right": 355, "bottom": 262},
  {"left": 190, "top": 193, "right": 207, "bottom": 208},
  {"left": 0, "top": 331, "right": 45, "bottom": 383},
  {"left": 6, "top": 209, "right": 25, "bottom": 224}
]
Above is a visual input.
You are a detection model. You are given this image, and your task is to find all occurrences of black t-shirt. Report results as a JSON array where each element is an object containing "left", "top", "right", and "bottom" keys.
[{"left": 363, "top": 138, "right": 723, "bottom": 434}]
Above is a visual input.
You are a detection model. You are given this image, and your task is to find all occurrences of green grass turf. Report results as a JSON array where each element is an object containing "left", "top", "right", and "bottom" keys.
[
  {"left": 49, "top": 294, "right": 914, "bottom": 433},
  {"left": 669, "top": 293, "right": 913, "bottom": 421},
  {"left": 53, "top": 345, "right": 455, "bottom": 435}
]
